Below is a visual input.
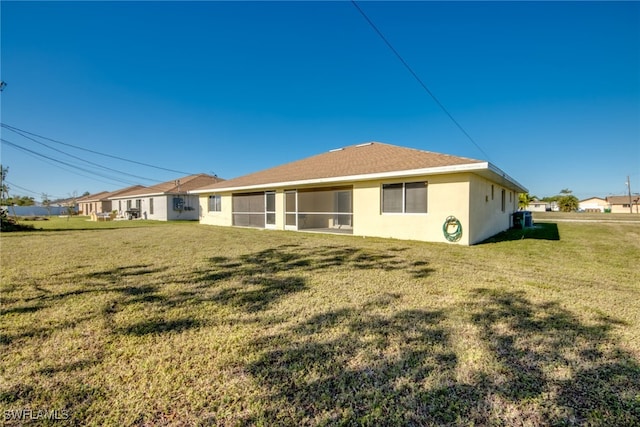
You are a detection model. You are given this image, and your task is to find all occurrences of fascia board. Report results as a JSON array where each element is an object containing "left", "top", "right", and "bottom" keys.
[
  {"left": 109, "top": 192, "right": 161, "bottom": 200},
  {"left": 190, "top": 162, "right": 513, "bottom": 194},
  {"left": 109, "top": 191, "right": 191, "bottom": 200},
  {"left": 486, "top": 163, "right": 528, "bottom": 193}
]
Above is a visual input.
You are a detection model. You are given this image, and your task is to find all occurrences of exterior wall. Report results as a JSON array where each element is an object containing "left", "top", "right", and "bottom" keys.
[
  {"left": 79, "top": 200, "right": 111, "bottom": 215},
  {"left": 165, "top": 194, "right": 200, "bottom": 220},
  {"left": 199, "top": 193, "right": 234, "bottom": 226},
  {"left": 609, "top": 203, "right": 640, "bottom": 214},
  {"left": 110, "top": 194, "right": 200, "bottom": 220},
  {"left": 579, "top": 197, "right": 607, "bottom": 212},
  {"left": 353, "top": 174, "right": 470, "bottom": 244},
  {"left": 197, "top": 173, "right": 518, "bottom": 245},
  {"left": 468, "top": 175, "right": 516, "bottom": 244},
  {"left": 111, "top": 197, "right": 145, "bottom": 218},
  {"left": 527, "top": 202, "right": 548, "bottom": 212}
]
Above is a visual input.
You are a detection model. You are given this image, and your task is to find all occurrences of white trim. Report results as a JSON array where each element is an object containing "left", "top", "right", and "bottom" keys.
[
  {"left": 265, "top": 191, "right": 276, "bottom": 229},
  {"left": 191, "top": 162, "right": 528, "bottom": 194}
]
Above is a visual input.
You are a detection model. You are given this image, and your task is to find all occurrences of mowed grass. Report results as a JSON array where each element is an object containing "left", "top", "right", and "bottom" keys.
[{"left": 1, "top": 216, "right": 639, "bottom": 426}]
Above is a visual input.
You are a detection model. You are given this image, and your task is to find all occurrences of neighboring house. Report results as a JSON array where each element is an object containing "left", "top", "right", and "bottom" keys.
[
  {"left": 192, "top": 142, "right": 527, "bottom": 245},
  {"left": 579, "top": 197, "right": 608, "bottom": 213},
  {"left": 76, "top": 191, "right": 109, "bottom": 215},
  {"left": 77, "top": 186, "right": 146, "bottom": 215},
  {"left": 606, "top": 195, "right": 640, "bottom": 214},
  {"left": 526, "top": 199, "right": 549, "bottom": 212},
  {"left": 110, "top": 174, "right": 224, "bottom": 221}
]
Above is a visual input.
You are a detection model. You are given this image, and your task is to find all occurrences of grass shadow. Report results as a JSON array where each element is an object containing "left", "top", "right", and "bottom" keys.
[
  {"left": 237, "top": 290, "right": 640, "bottom": 424},
  {"left": 244, "top": 298, "right": 453, "bottom": 424},
  {"left": 198, "top": 244, "right": 432, "bottom": 285},
  {"left": 470, "top": 288, "right": 640, "bottom": 424},
  {"left": 189, "top": 244, "right": 434, "bottom": 314},
  {"left": 117, "top": 318, "right": 202, "bottom": 336},
  {"left": 214, "top": 276, "right": 306, "bottom": 312},
  {"left": 480, "top": 222, "right": 560, "bottom": 244}
]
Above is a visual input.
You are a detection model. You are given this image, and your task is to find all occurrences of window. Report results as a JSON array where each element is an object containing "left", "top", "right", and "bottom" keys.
[
  {"left": 285, "top": 190, "right": 297, "bottom": 227},
  {"left": 265, "top": 192, "right": 276, "bottom": 226},
  {"left": 491, "top": 185, "right": 495, "bottom": 200},
  {"left": 127, "top": 200, "right": 132, "bottom": 209},
  {"left": 173, "top": 197, "right": 184, "bottom": 211},
  {"left": 382, "top": 182, "right": 427, "bottom": 214},
  {"left": 149, "top": 198, "right": 154, "bottom": 215},
  {"left": 501, "top": 189, "right": 506, "bottom": 212},
  {"left": 232, "top": 192, "right": 265, "bottom": 227},
  {"left": 208, "top": 195, "right": 221, "bottom": 212},
  {"left": 382, "top": 183, "right": 403, "bottom": 213}
]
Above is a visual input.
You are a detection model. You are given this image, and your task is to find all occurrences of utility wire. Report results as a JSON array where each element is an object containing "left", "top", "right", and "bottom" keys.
[
  {"left": 3, "top": 179, "right": 65, "bottom": 200},
  {"left": 2, "top": 139, "right": 149, "bottom": 189},
  {"left": 350, "top": 1, "right": 492, "bottom": 162},
  {"left": 1, "top": 138, "right": 142, "bottom": 187},
  {"left": 1, "top": 123, "right": 196, "bottom": 175},
  {"left": 5, "top": 126, "right": 163, "bottom": 184}
]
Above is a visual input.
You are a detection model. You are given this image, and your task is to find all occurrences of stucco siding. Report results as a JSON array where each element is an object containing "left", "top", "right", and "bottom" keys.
[
  {"left": 199, "top": 193, "right": 234, "bottom": 226},
  {"left": 351, "top": 174, "right": 470, "bottom": 244},
  {"left": 468, "top": 175, "right": 515, "bottom": 244},
  {"left": 197, "top": 172, "right": 519, "bottom": 245}
]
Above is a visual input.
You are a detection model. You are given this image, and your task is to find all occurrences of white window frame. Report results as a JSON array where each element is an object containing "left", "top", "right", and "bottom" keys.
[
  {"left": 208, "top": 195, "right": 221, "bottom": 212},
  {"left": 381, "top": 181, "right": 428, "bottom": 214}
]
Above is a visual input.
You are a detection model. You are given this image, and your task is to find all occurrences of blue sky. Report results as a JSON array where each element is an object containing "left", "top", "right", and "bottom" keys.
[{"left": 1, "top": 1, "right": 638, "bottom": 201}]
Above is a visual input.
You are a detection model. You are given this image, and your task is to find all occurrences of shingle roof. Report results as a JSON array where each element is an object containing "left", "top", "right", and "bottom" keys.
[
  {"left": 194, "top": 142, "right": 485, "bottom": 192},
  {"left": 111, "top": 174, "right": 224, "bottom": 198},
  {"left": 579, "top": 197, "right": 607, "bottom": 202},
  {"left": 607, "top": 195, "right": 639, "bottom": 205},
  {"left": 76, "top": 191, "right": 110, "bottom": 202},
  {"left": 76, "top": 185, "right": 147, "bottom": 202}
]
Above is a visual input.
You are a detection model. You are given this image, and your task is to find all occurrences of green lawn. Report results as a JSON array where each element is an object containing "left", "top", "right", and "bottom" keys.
[{"left": 1, "top": 217, "right": 639, "bottom": 425}]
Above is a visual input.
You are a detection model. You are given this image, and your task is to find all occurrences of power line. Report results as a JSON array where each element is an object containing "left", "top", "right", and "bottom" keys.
[
  {"left": 350, "top": 1, "right": 492, "bottom": 162},
  {"left": 2, "top": 140, "right": 141, "bottom": 189},
  {"left": 2, "top": 138, "right": 143, "bottom": 187},
  {"left": 3, "top": 179, "right": 66, "bottom": 200},
  {"left": 5, "top": 126, "right": 162, "bottom": 184},
  {"left": 1, "top": 123, "right": 196, "bottom": 175}
]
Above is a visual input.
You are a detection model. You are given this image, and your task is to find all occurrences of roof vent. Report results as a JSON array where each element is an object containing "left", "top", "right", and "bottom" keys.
[
  {"left": 329, "top": 147, "right": 344, "bottom": 152},
  {"left": 356, "top": 142, "right": 373, "bottom": 148}
]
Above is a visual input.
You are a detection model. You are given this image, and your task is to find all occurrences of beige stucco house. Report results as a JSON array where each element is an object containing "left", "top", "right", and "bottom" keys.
[
  {"left": 192, "top": 142, "right": 527, "bottom": 245},
  {"left": 526, "top": 199, "right": 549, "bottom": 212},
  {"left": 77, "top": 185, "right": 145, "bottom": 215},
  {"left": 110, "top": 174, "right": 224, "bottom": 221},
  {"left": 578, "top": 197, "right": 608, "bottom": 213},
  {"left": 606, "top": 195, "right": 640, "bottom": 214}
]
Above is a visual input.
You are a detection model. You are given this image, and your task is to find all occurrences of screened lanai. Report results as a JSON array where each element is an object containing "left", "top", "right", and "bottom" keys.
[{"left": 232, "top": 187, "right": 353, "bottom": 234}]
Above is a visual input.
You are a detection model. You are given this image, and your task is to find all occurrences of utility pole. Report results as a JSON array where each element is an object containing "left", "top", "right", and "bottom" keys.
[{"left": 627, "top": 176, "right": 633, "bottom": 214}]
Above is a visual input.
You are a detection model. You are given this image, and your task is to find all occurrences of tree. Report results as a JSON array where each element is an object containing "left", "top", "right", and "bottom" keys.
[
  {"left": 0, "top": 165, "right": 34, "bottom": 231},
  {"left": 1, "top": 164, "right": 8, "bottom": 203},
  {"left": 557, "top": 189, "right": 579, "bottom": 212},
  {"left": 5, "top": 195, "right": 35, "bottom": 206},
  {"left": 518, "top": 193, "right": 533, "bottom": 210},
  {"left": 42, "top": 193, "right": 51, "bottom": 216}
]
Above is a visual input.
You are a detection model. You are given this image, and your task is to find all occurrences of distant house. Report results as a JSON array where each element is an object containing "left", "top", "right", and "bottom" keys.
[
  {"left": 606, "top": 195, "right": 640, "bottom": 214},
  {"left": 192, "top": 142, "right": 527, "bottom": 245},
  {"left": 526, "top": 199, "right": 549, "bottom": 212},
  {"left": 110, "top": 174, "right": 224, "bottom": 221},
  {"left": 579, "top": 197, "right": 608, "bottom": 213},
  {"left": 76, "top": 186, "right": 146, "bottom": 215}
]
